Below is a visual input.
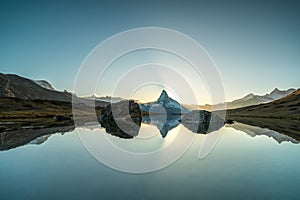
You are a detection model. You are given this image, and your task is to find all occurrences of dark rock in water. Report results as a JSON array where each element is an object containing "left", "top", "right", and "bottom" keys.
[
  {"left": 53, "top": 115, "right": 71, "bottom": 121},
  {"left": 181, "top": 110, "right": 224, "bottom": 134},
  {"left": 99, "top": 100, "right": 141, "bottom": 139},
  {"left": 225, "top": 119, "right": 234, "bottom": 124}
]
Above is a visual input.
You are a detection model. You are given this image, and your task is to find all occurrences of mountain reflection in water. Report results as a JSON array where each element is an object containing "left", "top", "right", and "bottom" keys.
[
  {"left": 0, "top": 117, "right": 300, "bottom": 151},
  {"left": 227, "top": 122, "right": 299, "bottom": 144},
  {"left": 100, "top": 113, "right": 225, "bottom": 139}
]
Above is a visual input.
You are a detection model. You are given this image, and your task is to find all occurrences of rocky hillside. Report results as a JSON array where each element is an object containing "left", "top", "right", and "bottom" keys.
[{"left": 0, "top": 73, "right": 72, "bottom": 102}]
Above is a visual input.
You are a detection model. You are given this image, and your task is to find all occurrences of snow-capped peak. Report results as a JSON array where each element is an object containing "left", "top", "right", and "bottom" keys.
[
  {"left": 157, "top": 90, "right": 169, "bottom": 102},
  {"left": 33, "top": 80, "right": 55, "bottom": 91},
  {"left": 139, "top": 90, "right": 190, "bottom": 115}
]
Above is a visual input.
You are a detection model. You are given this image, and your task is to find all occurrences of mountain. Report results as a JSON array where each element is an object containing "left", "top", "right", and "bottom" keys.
[
  {"left": 0, "top": 73, "right": 72, "bottom": 102},
  {"left": 225, "top": 88, "right": 296, "bottom": 109},
  {"left": 139, "top": 90, "right": 190, "bottom": 115},
  {"left": 33, "top": 80, "right": 55, "bottom": 91},
  {"left": 186, "top": 88, "right": 296, "bottom": 111},
  {"left": 264, "top": 88, "right": 296, "bottom": 100},
  {"left": 85, "top": 95, "right": 124, "bottom": 103},
  {"left": 226, "top": 89, "right": 300, "bottom": 119}
]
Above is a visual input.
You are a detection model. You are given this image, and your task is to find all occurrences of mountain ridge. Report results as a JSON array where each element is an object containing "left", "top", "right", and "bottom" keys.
[
  {"left": 224, "top": 88, "right": 296, "bottom": 109},
  {"left": 185, "top": 88, "right": 296, "bottom": 111},
  {"left": 226, "top": 88, "right": 300, "bottom": 119}
]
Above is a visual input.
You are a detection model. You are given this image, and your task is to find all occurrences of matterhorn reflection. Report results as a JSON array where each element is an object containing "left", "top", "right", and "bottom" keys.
[
  {"left": 98, "top": 100, "right": 225, "bottom": 139},
  {"left": 142, "top": 115, "right": 181, "bottom": 138}
]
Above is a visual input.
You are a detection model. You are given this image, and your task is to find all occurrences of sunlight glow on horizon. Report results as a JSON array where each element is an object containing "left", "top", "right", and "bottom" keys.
[{"left": 90, "top": 49, "right": 220, "bottom": 105}]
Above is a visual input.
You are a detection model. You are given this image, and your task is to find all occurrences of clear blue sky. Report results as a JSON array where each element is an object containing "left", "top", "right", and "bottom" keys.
[{"left": 0, "top": 0, "right": 299, "bottom": 102}]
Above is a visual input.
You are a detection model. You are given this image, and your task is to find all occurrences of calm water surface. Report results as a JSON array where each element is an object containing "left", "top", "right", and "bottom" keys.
[{"left": 1, "top": 123, "right": 300, "bottom": 200}]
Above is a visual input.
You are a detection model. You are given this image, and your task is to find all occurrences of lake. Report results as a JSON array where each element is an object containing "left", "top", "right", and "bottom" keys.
[{"left": 1, "top": 121, "right": 300, "bottom": 200}]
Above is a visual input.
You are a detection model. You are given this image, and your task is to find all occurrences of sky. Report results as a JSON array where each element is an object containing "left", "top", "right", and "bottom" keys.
[{"left": 0, "top": 0, "right": 300, "bottom": 103}]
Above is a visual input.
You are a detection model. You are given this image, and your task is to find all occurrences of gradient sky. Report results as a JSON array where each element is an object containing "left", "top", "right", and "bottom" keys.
[{"left": 0, "top": 0, "right": 299, "bottom": 103}]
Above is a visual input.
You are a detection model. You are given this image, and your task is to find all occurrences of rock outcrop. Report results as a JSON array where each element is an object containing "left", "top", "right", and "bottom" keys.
[
  {"left": 99, "top": 100, "right": 141, "bottom": 138},
  {"left": 181, "top": 110, "right": 224, "bottom": 134}
]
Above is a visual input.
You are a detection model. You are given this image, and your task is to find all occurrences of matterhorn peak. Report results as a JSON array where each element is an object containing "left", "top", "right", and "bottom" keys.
[
  {"left": 157, "top": 90, "right": 169, "bottom": 102},
  {"left": 139, "top": 90, "right": 190, "bottom": 115}
]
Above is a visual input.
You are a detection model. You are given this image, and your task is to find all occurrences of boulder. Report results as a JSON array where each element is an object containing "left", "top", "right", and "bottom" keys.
[
  {"left": 99, "top": 100, "right": 141, "bottom": 138},
  {"left": 181, "top": 110, "right": 224, "bottom": 134}
]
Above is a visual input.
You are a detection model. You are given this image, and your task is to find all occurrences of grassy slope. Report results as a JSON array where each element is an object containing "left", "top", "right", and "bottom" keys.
[
  {"left": 0, "top": 73, "right": 72, "bottom": 101},
  {"left": 0, "top": 98, "right": 73, "bottom": 130}
]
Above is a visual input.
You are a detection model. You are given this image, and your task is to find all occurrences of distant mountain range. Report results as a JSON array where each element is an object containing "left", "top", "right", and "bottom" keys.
[
  {"left": 226, "top": 89, "right": 300, "bottom": 119},
  {"left": 85, "top": 95, "right": 124, "bottom": 103},
  {"left": 185, "top": 88, "right": 296, "bottom": 111},
  {"left": 226, "top": 88, "right": 296, "bottom": 108}
]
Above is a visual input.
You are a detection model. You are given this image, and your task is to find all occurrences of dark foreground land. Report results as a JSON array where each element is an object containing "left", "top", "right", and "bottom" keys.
[
  {"left": 0, "top": 97, "right": 108, "bottom": 132},
  {"left": 0, "top": 98, "right": 73, "bottom": 130}
]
